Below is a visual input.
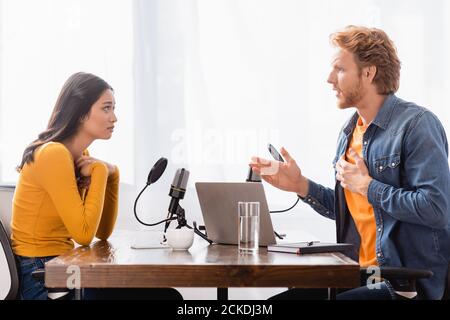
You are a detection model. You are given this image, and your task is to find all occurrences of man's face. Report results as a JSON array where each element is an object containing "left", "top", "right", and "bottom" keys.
[{"left": 327, "top": 49, "right": 366, "bottom": 109}]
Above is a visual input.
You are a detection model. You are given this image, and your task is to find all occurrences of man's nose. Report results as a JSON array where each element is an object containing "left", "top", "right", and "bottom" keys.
[{"left": 327, "top": 72, "right": 335, "bottom": 84}]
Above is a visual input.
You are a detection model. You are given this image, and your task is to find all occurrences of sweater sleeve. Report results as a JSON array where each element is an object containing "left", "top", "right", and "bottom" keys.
[
  {"left": 95, "top": 166, "right": 120, "bottom": 240},
  {"left": 34, "top": 143, "right": 109, "bottom": 246}
]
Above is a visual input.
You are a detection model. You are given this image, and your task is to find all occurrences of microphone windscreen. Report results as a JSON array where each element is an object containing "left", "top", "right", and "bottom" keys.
[{"left": 147, "top": 157, "right": 168, "bottom": 185}]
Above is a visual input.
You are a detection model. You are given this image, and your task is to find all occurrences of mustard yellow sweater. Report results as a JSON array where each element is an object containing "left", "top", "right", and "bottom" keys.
[{"left": 11, "top": 142, "right": 119, "bottom": 257}]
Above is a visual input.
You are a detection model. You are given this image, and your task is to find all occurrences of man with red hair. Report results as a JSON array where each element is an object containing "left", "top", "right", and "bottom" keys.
[{"left": 251, "top": 26, "right": 450, "bottom": 300}]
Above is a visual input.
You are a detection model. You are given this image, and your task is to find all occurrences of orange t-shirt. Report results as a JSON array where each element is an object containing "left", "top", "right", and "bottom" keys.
[{"left": 344, "top": 118, "right": 378, "bottom": 267}]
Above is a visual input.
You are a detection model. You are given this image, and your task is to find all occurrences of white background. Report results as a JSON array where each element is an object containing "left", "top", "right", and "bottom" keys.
[{"left": 1, "top": 0, "right": 449, "bottom": 299}]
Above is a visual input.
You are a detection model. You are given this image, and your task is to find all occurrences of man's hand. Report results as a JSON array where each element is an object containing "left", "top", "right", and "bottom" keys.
[
  {"left": 335, "top": 148, "right": 373, "bottom": 196},
  {"left": 250, "top": 147, "right": 309, "bottom": 197}
]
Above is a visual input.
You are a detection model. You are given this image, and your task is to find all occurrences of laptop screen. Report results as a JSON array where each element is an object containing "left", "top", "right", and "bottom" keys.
[{"left": 195, "top": 182, "right": 276, "bottom": 246}]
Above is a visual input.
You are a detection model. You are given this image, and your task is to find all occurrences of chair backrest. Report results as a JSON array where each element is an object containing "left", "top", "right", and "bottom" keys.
[
  {"left": 0, "top": 218, "right": 19, "bottom": 300},
  {"left": 0, "top": 186, "right": 14, "bottom": 237},
  {"left": 0, "top": 186, "right": 18, "bottom": 300},
  {"left": 1, "top": 186, "right": 71, "bottom": 300}
]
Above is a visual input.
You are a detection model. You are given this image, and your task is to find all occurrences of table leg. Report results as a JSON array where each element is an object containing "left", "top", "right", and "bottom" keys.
[
  {"left": 217, "top": 288, "right": 228, "bottom": 300},
  {"left": 327, "top": 288, "right": 336, "bottom": 300},
  {"left": 75, "top": 288, "right": 82, "bottom": 300}
]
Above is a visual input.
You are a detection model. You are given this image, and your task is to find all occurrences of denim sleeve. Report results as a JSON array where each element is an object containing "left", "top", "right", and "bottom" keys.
[
  {"left": 368, "top": 111, "right": 450, "bottom": 229},
  {"left": 300, "top": 179, "right": 336, "bottom": 220}
]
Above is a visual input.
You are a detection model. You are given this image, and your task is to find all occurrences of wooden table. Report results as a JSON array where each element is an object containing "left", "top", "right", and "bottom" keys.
[{"left": 45, "top": 230, "right": 359, "bottom": 299}]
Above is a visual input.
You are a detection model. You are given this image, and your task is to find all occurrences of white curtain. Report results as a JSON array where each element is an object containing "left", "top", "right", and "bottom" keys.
[
  {"left": 132, "top": 0, "right": 450, "bottom": 239},
  {"left": 0, "top": 0, "right": 134, "bottom": 185},
  {"left": 132, "top": 1, "right": 450, "bottom": 298},
  {"left": 1, "top": 0, "right": 449, "bottom": 300}
]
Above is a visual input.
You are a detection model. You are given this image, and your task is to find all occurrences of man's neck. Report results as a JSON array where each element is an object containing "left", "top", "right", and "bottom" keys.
[
  {"left": 62, "top": 133, "right": 93, "bottom": 161},
  {"left": 355, "top": 93, "right": 388, "bottom": 125}
]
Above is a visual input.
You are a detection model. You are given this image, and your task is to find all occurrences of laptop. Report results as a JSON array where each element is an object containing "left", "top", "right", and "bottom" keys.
[{"left": 195, "top": 182, "right": 276, "bottom": 246}]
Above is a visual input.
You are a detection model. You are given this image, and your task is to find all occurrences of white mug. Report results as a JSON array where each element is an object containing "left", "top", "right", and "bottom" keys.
[{"left": 165, "top": 228, "right": 194, "bottom": 250}]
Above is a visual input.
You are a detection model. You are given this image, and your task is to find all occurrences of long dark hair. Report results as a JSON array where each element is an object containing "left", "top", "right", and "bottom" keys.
[{"left": 18, "top": 72, "right": 113, "bottom": 170}]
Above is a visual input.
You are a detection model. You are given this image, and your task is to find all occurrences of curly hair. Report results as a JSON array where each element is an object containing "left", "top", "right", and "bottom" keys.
[{"left": 330, "top": 25, "right": 401, "bottom": 95}]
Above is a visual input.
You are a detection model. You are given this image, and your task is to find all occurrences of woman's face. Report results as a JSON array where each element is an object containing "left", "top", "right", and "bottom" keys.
[{"left": 80, "top": 89, "right": 117, "bottom": 140}]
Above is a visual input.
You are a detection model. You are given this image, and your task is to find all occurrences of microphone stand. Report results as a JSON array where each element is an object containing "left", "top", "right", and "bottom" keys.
[{"left": 164, "top": 204, "right": 213, "bottom": 244}]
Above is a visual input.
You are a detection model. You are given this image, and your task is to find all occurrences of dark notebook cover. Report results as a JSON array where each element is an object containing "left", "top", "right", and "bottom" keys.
[{"left": 267, "top": 242, "right": 353, "bottom": 254}]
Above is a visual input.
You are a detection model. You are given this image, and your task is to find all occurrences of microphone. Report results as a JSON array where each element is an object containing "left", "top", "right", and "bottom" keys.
[
  {"left": 133, "top": 160, "right": 188, "bottom": 229},
  {"left": 133, "top": 161, "right": 213, "bottom": 244},
  {"left": 163, "top": 168, "right": 212, "bottom": 243},
  {"left": 167, "top": 168, "right": 190, "bottom": 217}
]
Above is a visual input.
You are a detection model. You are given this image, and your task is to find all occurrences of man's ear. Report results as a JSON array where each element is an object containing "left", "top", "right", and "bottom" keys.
[{"left": 364, "top": 65, "right": 377, "bottom": 83}]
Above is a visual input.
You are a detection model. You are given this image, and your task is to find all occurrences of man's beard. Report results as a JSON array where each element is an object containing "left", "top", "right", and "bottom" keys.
[{"left": 337, "top": 78, "right": 365, "bottom": 109}]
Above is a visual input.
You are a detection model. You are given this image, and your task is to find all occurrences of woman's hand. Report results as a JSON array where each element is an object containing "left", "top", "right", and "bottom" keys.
[
  {"left": 76, "top": 156, "right": 116, "bottom": 177},
  {"left": 77, "top": 176, "right": 91, "bottom": 189}
]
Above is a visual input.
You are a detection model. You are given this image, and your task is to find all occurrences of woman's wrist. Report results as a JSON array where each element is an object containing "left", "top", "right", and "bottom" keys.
[
  {"left": 106, "top": 163, "right": 116, "bottom": 176},
  {"left": 97, "top": 160, "right": 116, "bottom": 176},
  {"left": 90, "top": 161, "right": 108, "bottom": 175}
]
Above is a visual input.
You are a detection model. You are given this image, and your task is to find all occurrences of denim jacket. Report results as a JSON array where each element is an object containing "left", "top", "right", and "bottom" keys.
[{"left": 302, "top": 94, "right": 450, "bottom": 299}]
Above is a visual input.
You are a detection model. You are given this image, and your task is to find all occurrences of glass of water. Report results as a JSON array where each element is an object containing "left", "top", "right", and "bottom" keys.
[{"left": 238, "top": 202, "right": 260, "bottom": 253}]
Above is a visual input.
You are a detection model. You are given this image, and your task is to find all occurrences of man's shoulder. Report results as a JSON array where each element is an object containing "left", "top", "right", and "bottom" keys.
[
  {"left": 393, "top": 96, "right": 429, "bottom": 117},
  {"left": 389, "top": 96, "right": 445, "bottom": 136},
  {"left": 388, "top": 96, "right": 437, "bottom": 128}
]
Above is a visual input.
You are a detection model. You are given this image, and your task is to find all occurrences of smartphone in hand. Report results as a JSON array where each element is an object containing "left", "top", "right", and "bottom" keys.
[{"left": 268, "top": 143, "right": 285, "bottom": 162}]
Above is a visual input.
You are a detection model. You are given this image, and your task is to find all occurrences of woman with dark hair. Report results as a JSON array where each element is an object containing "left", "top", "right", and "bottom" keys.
[{"left": 11, "top": 72, "right": 182, "bottom": 300}]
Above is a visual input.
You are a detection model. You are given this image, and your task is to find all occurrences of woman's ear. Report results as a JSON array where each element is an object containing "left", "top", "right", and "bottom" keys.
[{"left": 80, "top": 112, "right": 90, "bottom": 123}]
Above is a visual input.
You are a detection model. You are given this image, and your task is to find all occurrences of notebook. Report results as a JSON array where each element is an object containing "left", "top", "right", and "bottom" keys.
[{"left": 267, "top": 242, "right": 353, "bottom": 254}]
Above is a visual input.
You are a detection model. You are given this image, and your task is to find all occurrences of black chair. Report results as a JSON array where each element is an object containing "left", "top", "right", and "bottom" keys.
[
  {"left": 0, "top": 219, "right": 20, "bottom": 300},
  {"left": 444, "top": 268, "right": 450, "bottom": 300},
  {"left": 0, "top": 219, "right": 71, "bottom": 300},
  {"left": 360, "top": 266, "right": 450, "bottom": 299}
]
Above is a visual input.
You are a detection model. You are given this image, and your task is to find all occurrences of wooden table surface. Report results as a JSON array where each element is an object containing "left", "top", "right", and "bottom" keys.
[{"left": 45, "top": 230, "right": 359, "bottom": 289}]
